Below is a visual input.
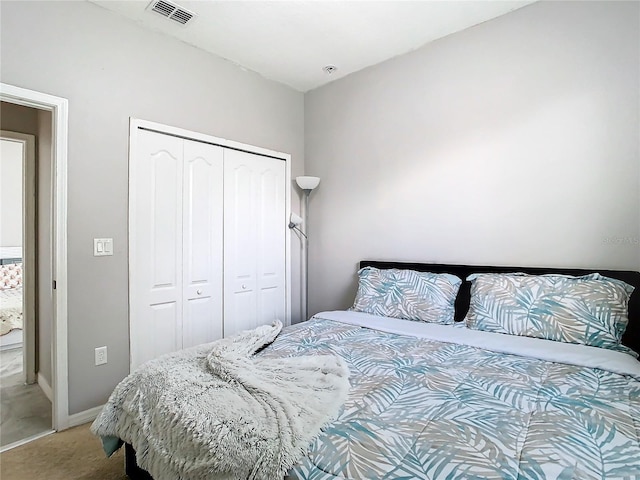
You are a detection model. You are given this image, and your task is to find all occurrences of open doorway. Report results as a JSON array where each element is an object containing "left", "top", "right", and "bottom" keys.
[
  {"left": 0, "top": 83, "right": 69, "bottom": 445},
  {"left": 0, "top": 103, "right": 54, "bottom": 448}
]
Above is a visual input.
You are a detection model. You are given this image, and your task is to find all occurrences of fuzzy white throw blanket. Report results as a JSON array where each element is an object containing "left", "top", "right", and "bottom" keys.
[{"left": 91, "top": 320, "right": 350, "bottom": 480}]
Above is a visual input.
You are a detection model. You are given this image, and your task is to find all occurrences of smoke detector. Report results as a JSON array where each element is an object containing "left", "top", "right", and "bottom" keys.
[{"left": 147, "top": 0, "right": 196, "bottom": 25}]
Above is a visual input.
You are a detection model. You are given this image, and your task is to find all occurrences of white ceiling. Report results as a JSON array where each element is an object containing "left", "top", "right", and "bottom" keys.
[{"left": 90, "top": 0, "right": 537, "bottom": 92}]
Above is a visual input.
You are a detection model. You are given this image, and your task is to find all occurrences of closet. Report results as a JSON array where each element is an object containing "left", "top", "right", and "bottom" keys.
[{"left": 129, "top": 126, "right": 287, "bottom": 369}]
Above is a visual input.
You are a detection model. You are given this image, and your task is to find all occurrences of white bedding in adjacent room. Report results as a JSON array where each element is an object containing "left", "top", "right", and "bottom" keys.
[{"left": 0, "top": 287, "right": 23, "bottom": 336}]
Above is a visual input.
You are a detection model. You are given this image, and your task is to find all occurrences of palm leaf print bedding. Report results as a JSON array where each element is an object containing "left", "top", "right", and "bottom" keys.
[{"left": 258, "top": 313, "right": 640, "bottom": 480}]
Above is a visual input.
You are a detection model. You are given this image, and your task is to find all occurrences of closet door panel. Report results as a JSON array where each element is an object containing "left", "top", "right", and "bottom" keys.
[
  {"left": 256, "top": 164, "right": 286, "bottom": 323},
  {"left": 224, "top": 158, "right": 257, "bottom": 336},
  {"left": 229, "top": 290, "right": 255, "bottom": 334},
  {"left": 182, "top": 141, "right": 224, "bottom": 348},
  {"left": 132, "top": 130, "right": 183, "bottom": 368},
  {"left": 224, "top": 149, "right": 285, "bottom": 336},
  {"left": 144, "top": 303, "right": 180, "bottom": 363},
  {"left": 132, "top": 127, "right": 288, "bottom": 369}
]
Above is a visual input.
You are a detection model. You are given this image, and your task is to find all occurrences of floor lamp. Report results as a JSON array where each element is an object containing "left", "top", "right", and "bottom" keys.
[{"left": 293, "top": 176, "right": 320, "bottom": 321}]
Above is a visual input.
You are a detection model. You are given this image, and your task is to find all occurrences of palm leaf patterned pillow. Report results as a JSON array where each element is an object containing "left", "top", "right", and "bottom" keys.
[
  {"left": 465, "top": 272, "right": 635, "bottom": 354},
  {"left": 350, "top": 267, "right": 462, "bottom": 324}
]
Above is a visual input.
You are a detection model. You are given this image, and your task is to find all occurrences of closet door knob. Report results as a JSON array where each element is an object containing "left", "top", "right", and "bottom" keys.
[
  {"left": 196, "top": 289, "right": 202, "bottom": 295},
  {"left": 242, "top": 285, "right": 247, "bottom": 290}
]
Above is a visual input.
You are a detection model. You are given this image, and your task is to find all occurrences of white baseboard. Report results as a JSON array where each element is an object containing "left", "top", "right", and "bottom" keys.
[
  {"left": 37, "top": 373, "right": 53, "bottom": 402},
  {"left": 68, "top": 404, "right": 104, "bottom": 428}
]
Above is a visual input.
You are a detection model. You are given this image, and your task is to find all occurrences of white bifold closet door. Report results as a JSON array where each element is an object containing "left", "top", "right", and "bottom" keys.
[
  {"left": 132, "top": 130, "right": 223, "bottom": 368},
  {"left": 131, "top": 129, "right": 286, "bottom": 370},
  {"left": 223, "top": 149, "right": 286, "bottom": 336}
]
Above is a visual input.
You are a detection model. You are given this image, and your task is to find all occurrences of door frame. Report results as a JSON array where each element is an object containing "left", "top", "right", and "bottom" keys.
[
  {"left": 0, "top": 131, "right": 36, "bottom": 385},
  {"left": 128, "top": 118, "right": 292, "bottom": 370},
  {"left": 0, "top": 83, "right": 69, "bottom": 431}
]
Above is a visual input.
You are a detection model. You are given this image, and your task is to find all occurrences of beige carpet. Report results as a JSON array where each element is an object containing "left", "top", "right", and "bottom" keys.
[{"left": 0, "top": 423, "right": 127, "bottom": 480}]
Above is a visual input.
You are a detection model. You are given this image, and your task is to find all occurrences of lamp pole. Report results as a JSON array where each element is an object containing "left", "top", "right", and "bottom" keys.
[
  {"left": 302, "top": 189, "right": 311, "bottom": 321},
  {"left": 294, "top": 176, "right": 320, "bottom": 321}
]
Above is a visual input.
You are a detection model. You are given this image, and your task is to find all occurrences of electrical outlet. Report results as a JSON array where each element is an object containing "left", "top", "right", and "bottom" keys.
[{"left": 95, "top": 346, "right": 108, "bottom": 366}]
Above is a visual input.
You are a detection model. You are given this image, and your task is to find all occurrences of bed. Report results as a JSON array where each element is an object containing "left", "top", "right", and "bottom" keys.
[
  {"left": 108, "top": 261, "right": 640, "bottom": 480},
  {"left": 0, "top": 247, "right": 23, "bottom": 345},
  {"left": 0, "top": 287, "right": 23, "bottom": 334}
]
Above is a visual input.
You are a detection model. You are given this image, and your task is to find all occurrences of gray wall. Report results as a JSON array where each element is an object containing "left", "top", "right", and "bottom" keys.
[
  {"left": 37, "top": 110, "right": 53, "bottom": 386},
  {"left": 1, "top": 1, "right": 304, "bottom": 414},
  {"left": 0, "top": 102, "right": 37, "bottom": 247},
  {"left": 0, "top": 102, "right": 38, "bottom": 138},
  {"left": 305, "top": 1, "right": 640, "bottom": 313}
]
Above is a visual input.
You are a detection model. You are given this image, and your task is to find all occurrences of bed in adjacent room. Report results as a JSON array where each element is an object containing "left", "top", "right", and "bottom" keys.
[
  {"left": 0, "top": 247, "right": 23, "bottom": 349},
  {"left": 95, "top": 261, "right": 640, "bottom": 480}
]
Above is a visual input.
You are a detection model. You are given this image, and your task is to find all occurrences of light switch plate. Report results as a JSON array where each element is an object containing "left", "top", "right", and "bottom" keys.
[{"left": 94, "top": 238, "right": 113, "bottom": 256}]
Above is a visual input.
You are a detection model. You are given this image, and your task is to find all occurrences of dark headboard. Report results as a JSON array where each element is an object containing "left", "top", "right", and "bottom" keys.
[{"left": 360, "top": 260, "right": 640, "bottom": 354}]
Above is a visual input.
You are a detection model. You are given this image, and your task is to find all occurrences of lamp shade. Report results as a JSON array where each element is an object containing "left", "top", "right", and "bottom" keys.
[{"left": 296, "top": 176, "right": 320, "bottom": 191}]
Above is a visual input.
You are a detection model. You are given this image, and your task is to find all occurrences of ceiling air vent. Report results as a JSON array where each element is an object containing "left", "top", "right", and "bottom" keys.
[{"left": 147, "top": 0, "right": 196, "bottom": 26}]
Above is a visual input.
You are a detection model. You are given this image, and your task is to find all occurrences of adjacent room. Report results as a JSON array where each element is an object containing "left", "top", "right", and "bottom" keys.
[
  {"left": 0, "top": 103, "right": 54, "bottom": 450},
  {"left": 0, "top": 0, "right": 638, "bottom": 479}
]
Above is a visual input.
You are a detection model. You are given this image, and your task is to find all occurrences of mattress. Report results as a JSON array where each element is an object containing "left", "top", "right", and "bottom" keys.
[{"left": 269, "top": 311, "right": 640, "bottom": 479}]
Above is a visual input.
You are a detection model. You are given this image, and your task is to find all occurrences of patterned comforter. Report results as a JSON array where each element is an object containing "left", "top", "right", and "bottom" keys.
[{"left": 259, "top": 312, "right": 640, "bottom": 480}]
